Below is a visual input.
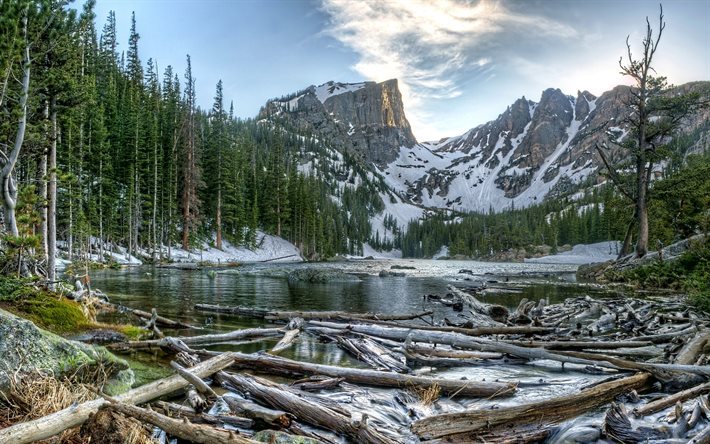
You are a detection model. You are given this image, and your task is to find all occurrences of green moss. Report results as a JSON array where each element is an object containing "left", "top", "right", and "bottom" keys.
[
  {"left": 119, "top": 324, "right": 148, "bottom": 340},
  {"left": 14, "top": 293, "right": 89, "bottom": 334}
]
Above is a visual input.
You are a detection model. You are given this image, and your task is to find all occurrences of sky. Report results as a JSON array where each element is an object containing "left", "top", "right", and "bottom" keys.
[{"left": 91, "top": 0, "right": 710, "bottom": 141}]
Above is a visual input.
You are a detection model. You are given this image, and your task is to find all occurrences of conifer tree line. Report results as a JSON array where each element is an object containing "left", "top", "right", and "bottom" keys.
[
  {"left": 401, "top": 153, "right": 709, "bottom": 259},
  {"left": 0, "top": 0, "right": 377, "bottom": 271}
]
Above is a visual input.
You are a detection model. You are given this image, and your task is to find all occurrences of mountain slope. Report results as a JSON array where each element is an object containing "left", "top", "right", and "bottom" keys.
[{"left": 261, "top": 79, "right": 709, "bottom": 241}]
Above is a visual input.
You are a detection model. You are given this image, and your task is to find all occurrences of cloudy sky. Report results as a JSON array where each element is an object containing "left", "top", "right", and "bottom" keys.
[{"left": 93, "top": 0, "right": 709, "bottom": 141}]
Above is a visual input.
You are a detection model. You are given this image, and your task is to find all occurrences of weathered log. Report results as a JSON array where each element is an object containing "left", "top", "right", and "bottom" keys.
[
  {"left": 187, "top": 387, "right": 209, "bottom": 412},
  {"left": 604, "top": 402, "right": 666, "bottom": 443},
  {"left": 675, "top": 331, "right": 710, "bottom": 365},
  {"left": 227, "top": 351, "right": 516, "bottom": 398},
  {"left": 217, "top": 372, "right": 398, "bottom": 444},
  {"left": 345, "top": 319, "right": 555, "bottom": 336},
  {"left": 194, "top": 303, "right": 432, "bottom": 322},
  {"left": 307, "top": 321, "right": 626, "bottom": 370},
  {"left": 291, "top": 376, "right": 345, "bottom": 392},
  {"left": 557, "top": 350, "right": 710, "bottom": 378},
  {"left": 272, "top": 318, "right": 305, "bottom": 353},
  {"left": 105, "top": 399, "right": 257, "bottom": 443},
  {"left": 0, "top": 352, "right": 238, "bottom": 444},
  {"left": 508, "top": 339, "right": 655, "bottom": 350},
  {"left": 334, "top": 335, "right": 409, "bottom": 372},
  {"left": 222, "top": 395, "right": 293, "bottom": 428},
  {"left": 307, "top": 321, "right": 710, "bottom": 377},
  {"left": 108, "top": 327, "right": 284, "bottom": 350},
  {"left": 403, "top": 343, "right": 503, "bottom": 360},
  {"left": 153, "top": 401, "right": 254, "bottom": 429},
  {"left": 411, "top": 372, "right": 652, "bottom": 440},
  {"left": 171, "top": 360, "right": 218, "bottom": 397},
  {"left": 447, "top": 285, "right": 508, "bottom": 324},
  {"left": 633, "top": 381, "right": 710, "bottom": 417},
  {"left": 688, "top": 426, "right": 710, "bottom": 444},
  {"left": 108, "top": 302, "right": 197, "bottom": 329}
]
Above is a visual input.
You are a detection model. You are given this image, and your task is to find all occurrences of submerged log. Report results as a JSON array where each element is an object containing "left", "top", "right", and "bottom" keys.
[
  {"left": 411, "top": 372, "right": 652, "bottom": 440},
  {"left": 194, "top": 303, "right": 432, "bottom": 322},
  {"left": 633, "top": 381, "right": 710, "bottom": 417},
  {"left": 227, "top": 352, "right": 516, "bottom": 398},
  {"left": 0, "top": 352, "right": 238, "bottom": 444}
]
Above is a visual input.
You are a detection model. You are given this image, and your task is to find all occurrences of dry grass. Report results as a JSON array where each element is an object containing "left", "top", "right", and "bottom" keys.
[
  {"left": 412, "top": 382, "right": 441, "bottom": 406},
  {"left": 0, "top": 371, "right": 154, "bottom": 444}
]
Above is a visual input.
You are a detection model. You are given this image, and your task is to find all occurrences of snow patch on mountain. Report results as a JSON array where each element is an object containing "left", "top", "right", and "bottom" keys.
[
  {"left": 314, "top": 81, "right": 367, "bottom": 104},
  {"left": 525, "top": 241, "right": 621, "bottom": 265}
]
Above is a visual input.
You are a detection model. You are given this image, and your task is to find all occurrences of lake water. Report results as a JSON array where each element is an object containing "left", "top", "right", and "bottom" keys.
[{"left": 88, "top": 259, "right": 628, "bottom": 441}]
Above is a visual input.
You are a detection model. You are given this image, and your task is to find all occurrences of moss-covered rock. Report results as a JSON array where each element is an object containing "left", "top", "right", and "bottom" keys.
[{"left": 0, "top": 307, "right": 129, "bottom": 394}]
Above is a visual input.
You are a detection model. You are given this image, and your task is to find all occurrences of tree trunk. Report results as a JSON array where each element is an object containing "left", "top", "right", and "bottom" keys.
[
  {"left": 2, "top": 22, "right": 29, "bottom": 238},
  {"left": 47, "top": 100, "right": 57, "bottom": 286},
  {"left": 216, "top": 187, "right": 222, "bottom": 250},
  {"left": 38, "top": 101, "right": 49, "bottom": 262}
]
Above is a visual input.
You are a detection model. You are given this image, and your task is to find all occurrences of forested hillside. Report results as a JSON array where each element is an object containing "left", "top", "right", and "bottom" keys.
[
  {"left": 0, "top": 1, "right": 394, "bottom": 266},
  {"left": 401, "top": 153, "right": 709, "bottom": 259}
]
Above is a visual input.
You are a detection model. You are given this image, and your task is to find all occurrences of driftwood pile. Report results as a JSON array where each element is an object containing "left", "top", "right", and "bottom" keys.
[{"left": 1, "top": 285, "right": 709, "bottom": 443}]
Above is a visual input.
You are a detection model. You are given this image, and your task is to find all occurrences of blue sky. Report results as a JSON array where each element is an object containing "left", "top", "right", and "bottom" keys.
[{"left": 93, "top": 0, "right": 709, "bottom": 141}]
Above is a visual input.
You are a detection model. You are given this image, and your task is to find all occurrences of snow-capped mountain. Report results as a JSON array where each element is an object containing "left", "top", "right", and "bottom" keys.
[{"left": 262, "top": 79, "right": 709, "bottom": 226}]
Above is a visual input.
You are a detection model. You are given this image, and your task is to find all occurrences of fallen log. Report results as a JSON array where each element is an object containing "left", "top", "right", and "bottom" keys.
[
  {"left": 153, "top": 401, "right": 254, "bottom": 429},
  {"left": 508, "top": 339, "right": 655, "bottom": 350},
  {"left": 227, "top": 351, "right": 516, "bottom": 398},
  {"left": 447, "top": 285, "right": 508, "bottom": 324},
  {"left": 217, "top": 372, "right": 399, "bottom": 444},
  {"left": 222, "top": 395, "right": 293, "bottom": 428},
  {"left": 0, "top": 352, "right": 238, "bottom": 444},
  {"left": 334, "top": 335, "right": 409, "bottom": 372},
  {"left": 308, "top": 321, "right": 710, "bottom": 378},
  {"left": 411, "top": 372, "right": 652, "bottom": 440},
  {"left": 272, "top": 318, "right": 305, "bottom": 353},
  {"left": 171, "top": 360, "right": 218, "bottom": 398},
  {"left": 306, "top": 321, "right": 626, "bottom": 371},
  {"left": 557, "top": 350, "right": 710, "bottom": 378},
  {"left": 633, "top": 381, "right": 710, "bottom": 417},
  {"left": 105, "top": 399, "right": 257, "bottom": 443},
  {"left": 675, "top": 331, "right": 710, "bottom": 365},
  {"left": 349, "top": 320, "right": 555, "bottom": 336},
  {"left": 109, "top": 302, "right": 197, "bottom": 329},
  {"left": 195, "top": 303, "right": 432, "bottom": 322},
  {"left": 108, "top": 327, "right": 284, "bottom": 350}
]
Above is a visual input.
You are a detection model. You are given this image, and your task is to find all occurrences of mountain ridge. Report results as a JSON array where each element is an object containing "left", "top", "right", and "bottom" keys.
[{"left": 263, "top": 79, "right": 709, "bottom": 217}]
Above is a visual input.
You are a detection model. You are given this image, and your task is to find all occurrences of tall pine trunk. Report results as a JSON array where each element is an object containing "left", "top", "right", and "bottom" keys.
[{"left": 47, "top": 99, "right": 58, "bottom": 287}]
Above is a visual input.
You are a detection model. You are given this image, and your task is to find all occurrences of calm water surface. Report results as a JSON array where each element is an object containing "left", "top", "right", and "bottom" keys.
[{"left": 88, "top": 260, "right": 628, "bottom": 439}]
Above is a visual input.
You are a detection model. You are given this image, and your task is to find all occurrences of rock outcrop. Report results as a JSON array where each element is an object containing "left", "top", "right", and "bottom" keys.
[
  {"left": 0, "top": 308, "right": 130, "bottom": 394},
  {"left": 261, "top": 79, "right": 416, "bottom": 166}
]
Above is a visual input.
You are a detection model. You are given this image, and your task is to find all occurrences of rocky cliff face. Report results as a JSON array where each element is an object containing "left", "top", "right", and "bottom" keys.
[
  {"left": 260, "top": 79, "right": 416, "bottom": 166},
  {"left": 382, "top": 81, "right": 709, "bottom": 212},
  {"left": 263, "top": 80, "right": 709, "bottom": 214}
]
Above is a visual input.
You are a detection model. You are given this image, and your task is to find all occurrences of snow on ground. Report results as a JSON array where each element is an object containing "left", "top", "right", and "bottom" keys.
[
  {"left": 525, "top": 241, "right": 621, "bottom": 265},
  {"left": 167, "top": 232, "right": 302, "bottom": 263},
  {"left": 346, "top": 243, "right": 402, "bottom": 259},
  {"left": 432, "top": 245, "right": 449, "bottom": 259}
]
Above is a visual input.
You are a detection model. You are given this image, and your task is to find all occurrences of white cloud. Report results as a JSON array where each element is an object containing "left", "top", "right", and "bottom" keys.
[{"left": 320, "top": 0, "right": 578, "bottom": 140}]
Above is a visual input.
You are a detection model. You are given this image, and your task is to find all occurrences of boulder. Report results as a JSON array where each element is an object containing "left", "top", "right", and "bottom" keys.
[{"left": 0, "top": 308, "right": 129, "bottom": 394}]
